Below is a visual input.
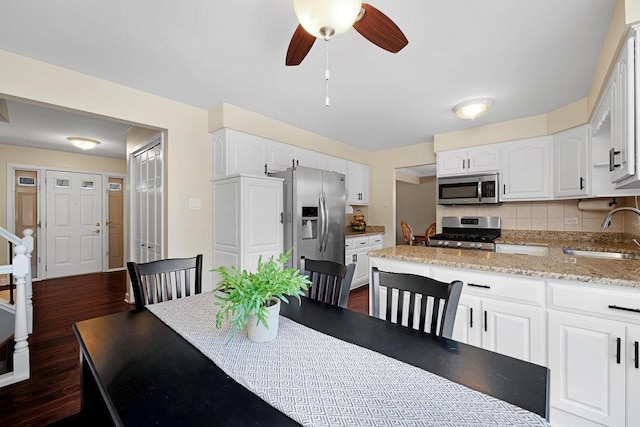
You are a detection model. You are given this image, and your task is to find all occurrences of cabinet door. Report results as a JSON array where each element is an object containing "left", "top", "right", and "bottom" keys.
[
  {"left": 501, "top": 137, "right": 551, "bottom": 200},
  {"left": 554, "top": 125, "right": 589, "bottom": 198},
  {"left": 628, "top": 325, "right": 640, "bottom": 426},
  {"left": 467, "top": 145, "right": 500, "bottom": 173},
  {"left": 351, "top": 249, "right": 369, "bottom": 287},
  {"left": 437, "top": 149, "right": 468, "bottom": 176},
  {"left": 293, "top": 147, "right": 319, "bottom": 169},
  {"left": 347, "top": 162, "right": 369, "bottom": 205},
  {"left": 265, "top": 141, "right": 294, "bottom": 173},
  {"left": 451, "top": 294, "right": 481, "bottom": 347},
  {"left": 228, "top": 131, "right": 266, "bottom": 176},
  {"left": 611, "top": 36, "right": 635, "bottom": 183},
  {"left": 481, "top": 299, "right": 546, "bottom": 365},
  {"left": 548, "top": 312, "right": 625, "bottom": 426}
]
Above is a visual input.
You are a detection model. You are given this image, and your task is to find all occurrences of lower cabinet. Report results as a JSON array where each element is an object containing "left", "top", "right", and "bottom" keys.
[{"left": 346, "top": 234, "right": 383, "bottom": 289}]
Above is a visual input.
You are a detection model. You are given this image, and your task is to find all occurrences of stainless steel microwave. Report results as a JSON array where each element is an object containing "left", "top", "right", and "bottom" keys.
[{"left": 437, "top": 173, "right": 500, "bottom": 205}]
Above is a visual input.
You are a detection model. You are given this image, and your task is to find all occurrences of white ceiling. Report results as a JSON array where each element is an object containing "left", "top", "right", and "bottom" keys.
[{"left": 0, "top": 0, "right": 616, "bottom": 157}]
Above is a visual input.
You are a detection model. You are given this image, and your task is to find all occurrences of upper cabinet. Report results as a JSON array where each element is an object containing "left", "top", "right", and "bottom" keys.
[
  {"left": 212, "top": 128, "right": 266, "bottom": 178},
  {"left": 347, "top": 162, "right": 370, "bottom": 205},
  {"left": 501, "top": 136, "right": 551, "bottom": 201},
  {"left": 437, "top": 145, "right": 500, "bottom": 176},
  {"left": 553, "top": 125, "right": 589, "bottom": 198}
]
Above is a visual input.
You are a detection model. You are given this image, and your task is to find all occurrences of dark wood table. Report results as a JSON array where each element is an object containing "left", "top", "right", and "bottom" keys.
[{"left": 73, "top": 297, "right": 549, "bottom": 426}]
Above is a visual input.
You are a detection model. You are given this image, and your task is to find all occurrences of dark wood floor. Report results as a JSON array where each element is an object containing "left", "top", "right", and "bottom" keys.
[{"left": 0, "top": 273, "right": 369, "bottom": 426}]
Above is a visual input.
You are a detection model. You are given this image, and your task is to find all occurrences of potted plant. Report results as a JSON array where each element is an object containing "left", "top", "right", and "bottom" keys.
[{"left": 212, "top": 249, "right": 310, "bottom": 342}]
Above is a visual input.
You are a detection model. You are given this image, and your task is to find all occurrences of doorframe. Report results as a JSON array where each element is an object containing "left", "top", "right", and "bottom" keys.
[
  {"left": 7, "top": 163, "right": 123, "bottom": 279},
  {"left": 6, "top": 163, "right": 44, "bottom": 281},
  {"left": 103, "top": 173, "right": 127, "bottom": 272}
]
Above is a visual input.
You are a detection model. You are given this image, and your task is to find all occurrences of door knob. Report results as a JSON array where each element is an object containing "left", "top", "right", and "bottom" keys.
[
  {"left": 95, "top": 222, "right": 100, "bottom": 226},
  {"left": 94, "top": 229, "right": 100, "bottom": 234}
]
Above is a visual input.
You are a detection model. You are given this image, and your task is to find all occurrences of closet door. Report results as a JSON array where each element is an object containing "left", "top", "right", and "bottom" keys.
[{"left": 131, "top": 133, "right": 164, "bottom": 263}]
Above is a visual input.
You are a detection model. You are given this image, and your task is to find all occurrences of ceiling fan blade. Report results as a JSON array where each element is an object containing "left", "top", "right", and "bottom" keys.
[
  {"left": 286, "top": 25, "right": 316, "bottom": 66},
  {"left": 353, "top": 3, "right": 408, "bottom": 53}
]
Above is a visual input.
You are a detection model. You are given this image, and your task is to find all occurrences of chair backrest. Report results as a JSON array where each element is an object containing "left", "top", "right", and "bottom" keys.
[
  {"left": 400, "top": 221, "right": 415, "bottom": 245},
  {"left": 425, "top": 222, "right": 437, "bottom": 238},
  {"left": 300, "top": 257, "right": 355, "bottom": 308},
  {"left": 371, "top": 267, "right": 462, "bottom": 338},
  {"left": 127, "top": 254, "right": 203, "bottom": 310}
]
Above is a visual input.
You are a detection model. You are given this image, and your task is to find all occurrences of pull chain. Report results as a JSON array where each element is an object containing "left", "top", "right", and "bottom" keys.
[{"left": 325, "top": 40, "right": 330, "bottom": 107}]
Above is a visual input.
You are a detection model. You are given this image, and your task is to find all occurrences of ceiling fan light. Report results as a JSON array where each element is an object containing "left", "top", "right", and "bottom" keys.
[
  {"left": 67, "top": 137, "right": 101, "bottom": 150},
  {"left": 293, "top": 0, "right": 362, "bottom": 39},
  {"left": 453, "top": 99, "right": 494, "bottom": 120}
]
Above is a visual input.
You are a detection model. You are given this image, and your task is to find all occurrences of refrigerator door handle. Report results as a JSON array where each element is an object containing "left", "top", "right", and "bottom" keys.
[
  {"left": 322, "top": 192, "right": 330, "bottom": 252},
  {"left": 318, "top": 193, "right": 326, "bottom": 252}
]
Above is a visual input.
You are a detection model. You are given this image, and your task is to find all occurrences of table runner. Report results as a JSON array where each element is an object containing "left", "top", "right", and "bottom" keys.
[{"left": 148, "top": 293, "right": 549, "bottom": 426}]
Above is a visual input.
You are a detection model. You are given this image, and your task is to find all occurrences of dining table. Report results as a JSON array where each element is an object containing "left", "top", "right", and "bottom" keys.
[{"left": 72, "top": 293, "right": 550, "bottom": 426}]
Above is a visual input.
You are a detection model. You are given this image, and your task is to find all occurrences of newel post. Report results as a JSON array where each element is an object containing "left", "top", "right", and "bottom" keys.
[
  {"left": 21, "top": 229, "right": 33, "bottom": 334},
  {"left": 12, "top": 244, "right": 30, "bottom": 382}
]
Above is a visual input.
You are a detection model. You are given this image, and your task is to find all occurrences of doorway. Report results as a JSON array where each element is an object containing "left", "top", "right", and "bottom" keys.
[
  {"left": 14, "top": 169, "right": 39, "bottom": 278},
  {"left": 107, "top": 177, "right": 124, "bottom": 269}
]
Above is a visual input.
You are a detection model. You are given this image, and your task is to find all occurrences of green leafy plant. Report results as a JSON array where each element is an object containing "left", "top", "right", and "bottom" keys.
[{"left": 212, "top": 249, "right": 310, "bottom": 335}]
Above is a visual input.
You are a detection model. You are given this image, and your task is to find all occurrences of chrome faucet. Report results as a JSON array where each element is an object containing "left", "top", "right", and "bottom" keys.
[{"left": 602, "top": 207, "right": 640, "bottom": 228}]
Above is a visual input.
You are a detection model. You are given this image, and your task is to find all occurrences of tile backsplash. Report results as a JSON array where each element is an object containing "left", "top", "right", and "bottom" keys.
[{"left": 437, "top": 196, "right": 640, "bottom": 236}]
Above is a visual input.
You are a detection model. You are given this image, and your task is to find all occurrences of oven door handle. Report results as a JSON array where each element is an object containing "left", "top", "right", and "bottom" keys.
[{"left": 477, "top": 180, "right": 482, "bottom": 202}]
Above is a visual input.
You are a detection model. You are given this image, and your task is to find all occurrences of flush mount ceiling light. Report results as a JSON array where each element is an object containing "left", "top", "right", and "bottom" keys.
[
  {"left": 67, "top": 137, "right": 101, "bottom": 150},
  {"left": 453, "top": 99, "right": 494, "bottom": 121}
]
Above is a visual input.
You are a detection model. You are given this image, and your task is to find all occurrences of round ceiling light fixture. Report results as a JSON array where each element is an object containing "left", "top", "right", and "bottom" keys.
[
  {"left": 67, "top": 137, "right": 101, "bottom": 150},
  {"left": 293, "top": 0, "right": 362, "bottom": 39},
  {"left": 453, "top": 98, "right": 494, "bottom": 121}
]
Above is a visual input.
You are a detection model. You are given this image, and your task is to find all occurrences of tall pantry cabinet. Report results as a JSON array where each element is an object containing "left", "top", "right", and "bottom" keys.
[{"left": 212, "top": 174, "right": 283, "bottom": 283}]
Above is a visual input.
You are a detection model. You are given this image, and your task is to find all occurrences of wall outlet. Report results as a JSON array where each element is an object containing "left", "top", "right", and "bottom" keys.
[{"left": 564, "top": 217, "right": 579, "bottom": 225}]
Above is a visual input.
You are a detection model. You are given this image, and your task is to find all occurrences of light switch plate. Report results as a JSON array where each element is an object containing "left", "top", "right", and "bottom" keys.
[{"left": 189, "top": 198, "right": 202, "bottom": 210}]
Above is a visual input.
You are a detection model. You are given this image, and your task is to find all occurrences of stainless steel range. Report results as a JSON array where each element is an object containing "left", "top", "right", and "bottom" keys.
[{"left": 428, "top": 216, "right": 501, "bottom": 251}]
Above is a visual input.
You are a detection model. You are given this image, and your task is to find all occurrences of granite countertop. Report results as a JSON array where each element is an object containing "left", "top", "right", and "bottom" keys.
[
  {"left": 368, "top": 231, "right": 640, "bottom": 289},
  {"left": 345, "top": 225, "right": 385, "bottom": 237}
]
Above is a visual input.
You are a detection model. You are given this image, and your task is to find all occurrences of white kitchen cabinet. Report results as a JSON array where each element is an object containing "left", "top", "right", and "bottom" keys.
[
  {"left": 347, "top": 162, "right": 370, "bottom": 205},
  {"left": 265, "top": 140, "right": 294, "bottom": 173},
  {"left": 436, "top": 267, "right": 546, "bottom": 365},
  {"left": 212, "top": 175, "right": 283, "bottom": 283},
  {"left": 346, "top": 233, "right": 383, "bottom": 289},
  {"left": 548, "top": 311, "right": 626, "bottom": 427},
  {"left": 553, "top": 125, "right": 589, "bottom": 198},
  {"left": 501, "top": 136, "right": 551, "bottom": 200},
  {"left": 318, "top": 154, "right": 348, "bottom": 175},
  {"left": 212, "top": 129, "right": 267, "bottom": 178},
  {"left": 437, "top": 145, "right": 500, "bottom": 176},
  {"left": 292, "top": 147, "right": 319, "bottom": 169},
  {"left": 611, "top": 33, "right": 636, "bottom": 185},
  {"left": 547, "top": 280, "right": 640, "bottom": 427}
]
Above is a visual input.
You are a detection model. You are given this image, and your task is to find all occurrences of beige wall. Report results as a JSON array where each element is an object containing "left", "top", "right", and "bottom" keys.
[
  {"left": 396, "top": 177, "right": 437, "bottom": 245},
  {"left": 0, "top": 143, "right": 126, "bottom": 263},
  {"left": 0, "top": 50, "right": 212, "bottom": 287}
]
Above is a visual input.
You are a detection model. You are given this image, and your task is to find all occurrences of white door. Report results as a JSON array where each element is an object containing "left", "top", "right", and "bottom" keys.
[
  {"left": 451, "top": 294, "right": 481, "bottom": 346},
  {"left": 548, "top": 311, "right": 625, "bottom": 426},
  {"left": 131, "top": 135, "right": 163, "bottom": 263},
  {"left": 46, "top": 170, "right": 102, "bottom": 278}
]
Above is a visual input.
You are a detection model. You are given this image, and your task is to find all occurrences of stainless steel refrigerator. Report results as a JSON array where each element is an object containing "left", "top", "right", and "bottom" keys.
[{"left": 271, "top": 166, "right": 346, "bottom": 269}]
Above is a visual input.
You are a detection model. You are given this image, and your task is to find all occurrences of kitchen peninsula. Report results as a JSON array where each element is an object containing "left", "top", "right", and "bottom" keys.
[{"left": 369, "top": 231, "right": 640, "bottom": 427}]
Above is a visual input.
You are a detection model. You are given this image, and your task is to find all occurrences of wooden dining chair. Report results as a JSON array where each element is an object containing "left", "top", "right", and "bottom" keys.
[
  {"left": 371, "top": 267, "right": 463, "bottom": 338},
  {"left": 127, "top": 254, "right": 203, "bottom": 310},
  {"left": 425, "top": 222, "right": 437, "bottom": 245},
  {"left": 400, "top": 221, "right": 416, "bottom": 245},
  {"left": 300, "top": 257, "right": 355, "bottom": 308}
]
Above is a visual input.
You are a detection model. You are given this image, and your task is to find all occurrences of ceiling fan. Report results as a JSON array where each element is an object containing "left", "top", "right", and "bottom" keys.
[{"left": 286, "top": 0, "right": 409, "bottom": 66}]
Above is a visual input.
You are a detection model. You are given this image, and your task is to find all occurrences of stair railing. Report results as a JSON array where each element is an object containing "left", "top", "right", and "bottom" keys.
[
  {"left": 0, "top": 244, "right": 30, "bottom": 387},
  {"left": 0, "top": 226, "right": 33, "bottom": 334}
]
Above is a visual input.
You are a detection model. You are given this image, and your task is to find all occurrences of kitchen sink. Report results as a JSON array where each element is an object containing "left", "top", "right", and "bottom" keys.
[{"left": 562, "top": 248, "right": 636, "bottom": 259}]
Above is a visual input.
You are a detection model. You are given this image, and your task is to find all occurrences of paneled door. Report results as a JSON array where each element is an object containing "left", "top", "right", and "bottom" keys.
[
  {"left": 46, "top": 170, "right": 102, "bottom": 278},
  {"left": 131, "top": 134, "right": 163, "bottom": 263}
]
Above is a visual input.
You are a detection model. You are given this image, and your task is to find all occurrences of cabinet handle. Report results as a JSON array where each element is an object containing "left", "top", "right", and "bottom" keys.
[
  {"left": 292, "top": 159, "right": 295, "bottom": 167},
  {"left": 609, "top": 148, "right": 621, "bottom": 171},
  {"left": 616, "top": 337, "right": 621, "bottom": 364},
  {"left": 352, "top": 254, "right": 357, "bottom": 263},
  {"left": 468, "top": 283, "right": 491, "bottom": 289},
  {"left": 264, "top": 164, "right": 268, "bottom": 175},
  {"left": 635, "top": 341, "right": 639, "bottom": 369},
  {"left": 296, "top": 160, "right": 299, "bottom": 166},
  {"left": 608, "top": 304, "right": 640, "bottom": 314},
  {"left": 359, "top": 241, "right": 367, "bottom": 245},
  {"left": 503, "top": 184, "right": 506, "bottom": 195},
  {"left": 280, "top": 212, "right": 284, "bottom": 224},
  {"left": 484, "top": 310, "right": 488, "bottom": 332},
  {"left": 462, "top": 159, "right": 465, "bottom": 169},
  {"left": 469, "top": 307, "right": 473, "bottom": 328},
  {"left": 579, "top": 177, "right": 584, "bottom": 190},
  {"left": 467, "top": 158, "right": 470, "bottom": 169}
]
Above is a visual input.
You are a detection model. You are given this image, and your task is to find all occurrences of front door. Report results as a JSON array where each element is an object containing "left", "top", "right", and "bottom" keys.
[{"left": 46, "top": 170, "right": 103, "bottom": 278}]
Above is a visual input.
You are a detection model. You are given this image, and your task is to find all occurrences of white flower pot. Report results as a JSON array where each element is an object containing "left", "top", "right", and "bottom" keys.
[{"left": 247, "top": 297, "right": 281, "bottom": 342}]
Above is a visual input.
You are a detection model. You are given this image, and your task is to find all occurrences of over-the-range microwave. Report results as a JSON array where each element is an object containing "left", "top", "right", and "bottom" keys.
[{"left": 437, "top": 173, "right": 500, "bottom": 205}]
